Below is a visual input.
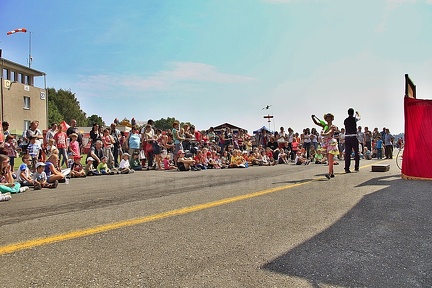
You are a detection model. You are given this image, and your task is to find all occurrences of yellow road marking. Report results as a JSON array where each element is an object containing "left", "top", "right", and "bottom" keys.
[
  {"left": 0, "top": 182, "right": 309, "bottom": 256},
  {"left": 0, "top": 160, "right": 390, "bottom": 256}
]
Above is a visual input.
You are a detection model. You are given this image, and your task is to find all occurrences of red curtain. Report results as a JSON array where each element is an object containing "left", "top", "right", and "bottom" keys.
[{"left": 402, "top": 97, "right": 432, "bottom": 180}]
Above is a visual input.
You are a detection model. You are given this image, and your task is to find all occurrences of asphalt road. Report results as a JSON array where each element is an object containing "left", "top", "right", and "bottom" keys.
[{"left": 1, "top": 157, "right": 431, "bottom": 287}]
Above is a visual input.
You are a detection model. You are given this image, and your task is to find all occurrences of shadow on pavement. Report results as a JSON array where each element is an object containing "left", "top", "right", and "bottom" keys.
[{"left": 262, "top": 176, "right": 432, "bottom": 287}]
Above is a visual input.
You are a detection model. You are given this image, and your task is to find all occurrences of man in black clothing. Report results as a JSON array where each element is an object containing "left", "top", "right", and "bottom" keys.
[{"left": 343, "top": 108, "right": 360, "bottom": 173}]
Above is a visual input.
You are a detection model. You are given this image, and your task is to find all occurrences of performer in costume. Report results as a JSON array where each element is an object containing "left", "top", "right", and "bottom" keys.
[{"left": 321, "top": 113, "right": 339, "bottom": 179}]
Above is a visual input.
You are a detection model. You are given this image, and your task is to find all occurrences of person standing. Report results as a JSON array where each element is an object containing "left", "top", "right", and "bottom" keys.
[
  {"left": 384, "top": 128, "right": 394, "bottom": 159},
  {"left": 321, "top": 113, "right": 339, "bottom": 179},
  {"left": 364, "top": 126, "right": 372, "bottom": 151},
  {"left": 357, "top": 126, "right": 365, "bottom": 153},
  {"left": 2, "top": 121, "right": 10, "bottom": 137},
  {"left": 45, "top": 123, "right": 57, "bottom": 144},
  {"left": 344, "top": 108, "right": 360, "bottom": 173},
  {"left": 54, "top": 125, "right": 69, "bottom": 167},
  {"left": 110, "top": 123, "right": 121, "bottom": 167},
  {"left": 66, "top": 119, "right": 83, "bottom": 151},
  {"left": 89, "top": 123, "right": 102, "bottom": 147}
]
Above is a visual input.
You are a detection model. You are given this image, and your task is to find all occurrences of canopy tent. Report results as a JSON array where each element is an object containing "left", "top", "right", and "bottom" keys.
[
  {"left": 253, "top": 126, "right": 273, "bottom": 134},
  {"left": 402, "top": 74, "right": 432, "bottom": 180}
]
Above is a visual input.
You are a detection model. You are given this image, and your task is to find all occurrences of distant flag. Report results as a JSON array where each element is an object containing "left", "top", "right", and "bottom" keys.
[
  {"left": 7, "top": 28, "right": 27, "bottom": 35},
  {"left": 59, "top": 120, "right": 70, "bottom": 131}
]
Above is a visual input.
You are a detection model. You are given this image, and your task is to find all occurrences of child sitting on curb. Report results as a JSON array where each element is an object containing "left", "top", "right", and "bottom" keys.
[
  {"left": 119, "top": 153, "right": 134, "bottom": 174},
  {"left": 130, "top": 152, "right": 143, "bottom": 171},
  {"left": 33, "top": 162, "right": 58, "bottom": 190},
  {"left": 85, "top": 157, "right": 100, "bottom": 176},
  {"left": 97, "top": 156, "right": 115, "bottom": 175},
  {"left": 70, "top": 155, "right": 86, "bottom": 178},
  {"left": 163, "top": 154, "right": 177, "bottom": 170}
]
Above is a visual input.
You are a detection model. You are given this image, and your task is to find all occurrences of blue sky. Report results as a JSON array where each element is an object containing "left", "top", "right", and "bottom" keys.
[{"left": 1, "top": 0, "right": 432, "bottom": 134}]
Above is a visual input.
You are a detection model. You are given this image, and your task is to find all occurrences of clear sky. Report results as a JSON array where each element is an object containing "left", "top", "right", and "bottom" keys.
[{"left": 1, "top": 0, "right": 431, "bottom": 134}]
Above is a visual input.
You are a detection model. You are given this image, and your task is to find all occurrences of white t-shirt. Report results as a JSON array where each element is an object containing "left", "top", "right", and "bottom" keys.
[{"left": 119, "top": 158, "right": 130, "bottom": 169}]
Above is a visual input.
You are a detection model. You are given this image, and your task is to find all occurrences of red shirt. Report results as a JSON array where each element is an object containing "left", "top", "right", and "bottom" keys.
[{"left": 54, "top": 132, "right": 68, "bottom": 149}]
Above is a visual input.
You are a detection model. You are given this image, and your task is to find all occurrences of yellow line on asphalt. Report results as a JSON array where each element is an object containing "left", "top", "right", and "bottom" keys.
[
  {"left": 0, "top": 181, "right": 310, "bottom": 256},
  {"left": 0, "top": 160, "right": 390, "bottom": 256}
]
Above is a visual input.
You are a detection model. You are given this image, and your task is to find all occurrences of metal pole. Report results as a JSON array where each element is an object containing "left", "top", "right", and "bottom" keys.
[{"left": 28, "top": 31, "right": 32, "bottom": 68}]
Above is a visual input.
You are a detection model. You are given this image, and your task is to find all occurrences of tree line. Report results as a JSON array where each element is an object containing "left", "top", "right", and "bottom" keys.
[{"left": 47, "top": 88, "right": 193, "bottom": 130}]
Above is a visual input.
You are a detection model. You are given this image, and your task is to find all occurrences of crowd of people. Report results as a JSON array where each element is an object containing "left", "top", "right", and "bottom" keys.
[{"left": 0, "top": 112, "right": 399, "bottom": 202}]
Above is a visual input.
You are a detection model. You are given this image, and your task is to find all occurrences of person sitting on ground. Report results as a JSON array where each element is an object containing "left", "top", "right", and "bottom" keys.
[
  {"left": 85, "top": 157, "right": 100, "bottom": 176},
  {"left": 44, "top": 154, "right": 66, "bottom": 183},
  {"left": 277, "top": 147, "right": 288, "bottom": 164},
  {"left": 363, "top": 147, "right": 372, "bottom": 160},
  {"left": 207, "top": 150, "right": 221, "bottom": 169},
  {"left": 0, "top": 154, "right": 28, "bottom": 194},
  {"left": 70, "top": 155, "right": 86, "bottom": 178},
  {"left": 201, "top": 147, "right": 210, "bottom": 169},
  {"left": 248, "top": 148, "right": 259, "bottom": 166},
  {"left": 314, "top": 149, "right": 325, "bottom": 164},
  {"left": 230, "top": 149, "right": 247, "bottom": 168},
  {"left": 259, "top": 150, "right": 271, "bottom": 166},
  {"left": 163, "top": 154, "right": 177, "bottom": 170},
  {"left": 17, "top": 154, "right": 35, "bottom": 187},
  {"left": 193, "top": 150, "right": 207, "bottom": 170},
  {"left": 220, "top": 150, "right": 230, "bottom": 169},
  {"left": 176, "top": 150, "right": 196, "bottom": 171},
  {"left": 119, "top": 153, "right": 134, "bottom": 174},
  {"left": 33, "top": 162, "right": 58, "bottom": 190},
  {"left": 129, "top": 151, "right": 143, "bottom": 171},
  {"left": 295, "top": 151, "right": 310, "bottom": 165},
  {"left": 97, "top": 156, "right": 115, "bottom": 175},
  {"left": 309, "top": 145, "right": 316, "bottom": 161},
  {"left": 241, "top": 150, "right": 250, "bottom": 167},
  {"left": 265, "top": 147, "right": 276, "bottom": 166}
]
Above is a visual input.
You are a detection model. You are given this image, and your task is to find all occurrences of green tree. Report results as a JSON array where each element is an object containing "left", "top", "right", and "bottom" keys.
[
  {"left": 87, "top": 114, "right": 105, "bottom": 127},
  {"left": 47, "top": 88, "right": 88, "bottom": 126},
  {"left": 47, "top": 100, "right": 63, "bottom": 126},
  {"left": 154, "top": 117, "right": 178, "bottom": 130}
]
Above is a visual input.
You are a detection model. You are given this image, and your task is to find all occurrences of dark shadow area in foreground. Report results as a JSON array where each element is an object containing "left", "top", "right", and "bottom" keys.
[{"left": 262, "top": 175, "right": 432, "bottom": 287}]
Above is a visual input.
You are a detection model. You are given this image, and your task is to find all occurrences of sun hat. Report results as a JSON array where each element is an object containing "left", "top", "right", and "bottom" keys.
[{"left": 36, "top": 162, "right": 46, "bottom": 168}]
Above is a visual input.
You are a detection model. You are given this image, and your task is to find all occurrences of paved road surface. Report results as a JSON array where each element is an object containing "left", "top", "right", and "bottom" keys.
[{"left": 1, "top": 157, "right": 431, "bottom": 287}]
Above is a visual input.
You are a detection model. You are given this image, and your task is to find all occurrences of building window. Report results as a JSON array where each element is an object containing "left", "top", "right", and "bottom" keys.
[
  {"left": 2, "top": 68, "right": 9, "bottom": 80},
  {"left": 24, "top": 120, "right": 31, "bottom": 131},
  {"left": 11, "top": 71, "right": 16, "bottom": 81},
  {"left": 23, "top": 96, "right": 30, "bottom": 109}
]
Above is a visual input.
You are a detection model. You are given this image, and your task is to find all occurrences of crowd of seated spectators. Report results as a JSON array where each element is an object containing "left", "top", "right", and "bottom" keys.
[{"left": 0, "top": 119, "right": 397, "bottom": 202}]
